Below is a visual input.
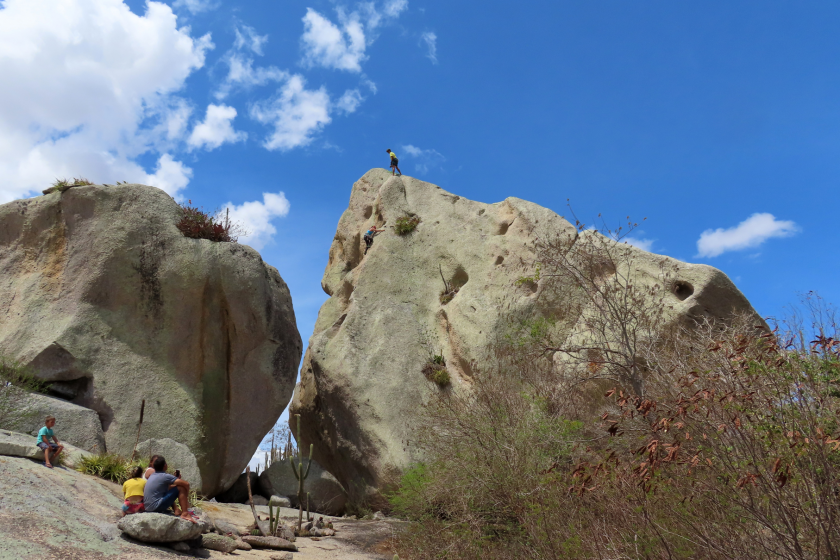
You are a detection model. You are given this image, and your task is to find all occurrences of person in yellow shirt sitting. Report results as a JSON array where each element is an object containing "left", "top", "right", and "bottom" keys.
[{"left": 122, "top": 466, "right": 147, "bottom": 516}]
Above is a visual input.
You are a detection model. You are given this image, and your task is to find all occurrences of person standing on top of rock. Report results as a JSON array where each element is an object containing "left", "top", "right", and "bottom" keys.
[
  {"left": 386, "top": 149, "right": 401, "bottom": 176},
  {"left": 143, "top": 456, "right": 196, "bottom": 523},
  {"left": 364, "top": 225, "right": 385, "bottom": 255}
]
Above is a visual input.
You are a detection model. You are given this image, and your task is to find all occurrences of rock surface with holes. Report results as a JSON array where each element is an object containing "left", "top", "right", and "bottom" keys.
[
  {"left": 289, "top": 168, "right": 758, "bottom": 508},
  {"left": 0, "top": 184, "right": 302, "bottom": 497}
]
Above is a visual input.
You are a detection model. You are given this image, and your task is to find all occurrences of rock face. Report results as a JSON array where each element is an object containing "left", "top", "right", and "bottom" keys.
[
  {"left": 117, "top": 513, "right": 204, "bottom": 543},
  {"left": 289, "top": 169, "right": 758, "bottom": 506},
  {"left": 136, "top": 438, "right": 201, "bottom": 490},
  {"left": 0, "top": 184, "right": 302, "bottom": 496},
  {"left": 1, "top": 387, "right": 106, "bottom": 452},
  {"left": 258, "top": 457, "right": 346, "bottom": 515},
  {"left": 214, "top": 470, "right": 259, "bottom": 504}
]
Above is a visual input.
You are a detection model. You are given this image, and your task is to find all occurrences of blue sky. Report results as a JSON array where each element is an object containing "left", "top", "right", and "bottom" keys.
[{"left": 1, "top": 0, "right": 838, "bottom": 459}]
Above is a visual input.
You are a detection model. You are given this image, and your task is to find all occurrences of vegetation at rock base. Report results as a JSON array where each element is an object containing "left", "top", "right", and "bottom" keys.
[
  {"left": 389, "top": 214, "right": 840, "bottom": 560},
  {"left": 176, "top": 201, "right": 247, "bottom": 243},
  {"left": 394, "top": 215, "right": 420, "bottom": 235},
  {"left": 52, "top": 177, "right": 94, "bottom": 187},
  {"left": 77, "top": 453, "right": 149, "bottom": 484}
]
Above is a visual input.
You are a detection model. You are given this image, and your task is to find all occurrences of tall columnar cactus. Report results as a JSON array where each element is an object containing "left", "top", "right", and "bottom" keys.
[{"left": 291, "top": 413, "right": 313, "bottom": 532}]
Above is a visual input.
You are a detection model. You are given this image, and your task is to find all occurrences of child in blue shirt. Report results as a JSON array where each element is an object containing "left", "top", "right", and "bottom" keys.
[{"left": 36, "top": 416, "right": 64, "bottom": 468}]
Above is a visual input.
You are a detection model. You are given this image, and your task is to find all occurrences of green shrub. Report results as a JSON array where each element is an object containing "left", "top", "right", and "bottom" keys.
[
  {"left": 177, "top": 203, "right": 245, "bottom": 243},
  {"left": 77, "top": 453, "right": 148, "bottom": 484},
  {"left": 394, "top": 215, "right": 420, "bottom": 236}
]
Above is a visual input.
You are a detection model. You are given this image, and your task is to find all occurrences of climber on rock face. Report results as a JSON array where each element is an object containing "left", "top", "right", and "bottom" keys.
[
  {"left": 386, "top": 149, "right": 401, "bottom": 176},
  {"left": 364, "top": 225, "right": 385, "bottom": 255}
]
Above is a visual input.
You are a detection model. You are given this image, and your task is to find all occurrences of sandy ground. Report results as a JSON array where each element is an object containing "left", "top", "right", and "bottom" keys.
[{"left": 0, "top": 455, "right": 397, "bottom": 560}]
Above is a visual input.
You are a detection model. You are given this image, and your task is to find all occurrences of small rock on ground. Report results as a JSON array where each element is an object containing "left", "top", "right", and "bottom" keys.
[
  {"left": 199, "top": 533, "right": 238, "bottom": 553},
  {"left": 241, "top": 535, "right": 298, "bottom": 551}
]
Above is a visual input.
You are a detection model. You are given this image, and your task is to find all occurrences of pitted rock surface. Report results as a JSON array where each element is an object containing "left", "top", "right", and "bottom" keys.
[{"left": 289, "top": 169, "right": 758, "bottom": 507}]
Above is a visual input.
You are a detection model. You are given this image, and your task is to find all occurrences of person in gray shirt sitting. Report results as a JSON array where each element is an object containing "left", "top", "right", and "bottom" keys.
[{"left": 143, "top": 455, "right": 195, "bottom": 522}]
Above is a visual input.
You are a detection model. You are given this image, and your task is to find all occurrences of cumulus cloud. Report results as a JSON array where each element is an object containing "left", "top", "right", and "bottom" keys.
[
  {"left": 696, "top": 213, "right": 799, "bottom": 258},
  {"left": 421, "top": 31, "right": 438, "bottom": 63},
  {"left": 223, "top": 192, "right": 291, "bottom": 250},
  {"left": 300, "top": 1, "right": 408, "bottom": 72},
  {"left": 336, "top": 89, "right": 364, "bottom": 114},
  {"left": 0, "top": 0, "right": 212, "bottom": 201},
  {"left": 400, "top": 144, "right": 445, "bottom": 174},
  {"left": 623, "top": 237, "right": 655, "bottom": 252},
  {"left": 250, "top": 75, "right": 332, "bottom": 151},
  {"left": 188, "top": 104, "right": 247, "bottom": 151}
]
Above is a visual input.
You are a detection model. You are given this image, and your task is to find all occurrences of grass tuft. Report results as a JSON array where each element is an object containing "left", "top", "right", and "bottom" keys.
[
  {"left": 77, "top": 453, "right": 148, "bottom": 484},
  {"left": 394, "top": 215, "right": 421, "bottom": 236}
]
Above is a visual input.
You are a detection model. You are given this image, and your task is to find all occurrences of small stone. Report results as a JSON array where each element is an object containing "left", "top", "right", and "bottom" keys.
[
  {"left": 213, "top": 519, "right": 241, "bottom": 537},
  {"left": 241, "top": 535, "right": 298, "bottom": 551},
  {"left": 270, "top": 554, "right": 294, "bottom": 560},
  {"left": 199, "top": 533, "right": 238, "bottom": 553},
  {"left": 234, "top": 538, "right": 252, "bottom": 551},
  {"left": 373, "top": 511, "right": 386, "bottom": 520}
]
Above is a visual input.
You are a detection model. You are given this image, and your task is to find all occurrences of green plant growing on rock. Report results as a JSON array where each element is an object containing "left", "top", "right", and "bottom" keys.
[
  {"left": 291, "top": 413, "right": 313, "bottom": 533},
  {"left": 394, "top": 215, "right": 420, "bottom": 235},
  {"left": 422, "top": 354, "right": 451, "bottom": 388},
  {"left": 77, "top": 453, "right": 147, "bottom": 483}
]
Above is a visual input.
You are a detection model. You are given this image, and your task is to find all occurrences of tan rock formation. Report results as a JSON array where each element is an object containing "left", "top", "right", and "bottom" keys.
[
  {"left": 289, "top": 169, "right": 757, "bottom": 507},
  {"left": 0, "top": 184, "right": 302, "bottom": 496}
]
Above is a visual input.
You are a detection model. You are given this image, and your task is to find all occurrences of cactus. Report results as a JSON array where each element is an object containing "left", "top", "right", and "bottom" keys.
[
  {"left": 306, "top": 492, "right": 311, "bottom": 522},
  {"left": 291, "top": 413, "right": 313, "bottom": 532},
  {"left": 268, "top": 495, "right": 285, "bottom": 536}
]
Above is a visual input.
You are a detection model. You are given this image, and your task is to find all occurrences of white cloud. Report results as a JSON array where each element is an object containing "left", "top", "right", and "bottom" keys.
[
  {"left": 172, "top": 0, "right": 215, "bottom": 14},
  {"left": 421, "top": 31, "right": 438, "bottom": 64},
  {"left": 383, "top": 0, "right": 409, "bottom": 18},
  {"left": 0, "top": 0, "right": 212, "bottom": 202},
  {"left": 623, "top": 237, "right": 655, "bottom": 252},
  {"left": 300, "top": 1, "right": 407, "bottom": 72},
  {"left": 145, "top": 154, "right": 193, "bottom": 197},
  {"left": 223, "top": 192, "right": 291, "bottom": 250},
  {"left": 251, "top": 75, "right": 332, "bottom": 151},
  {"left": 400, "top": 144, "right": 445, "bottom": 174},
  {"left": 215, "top": 53, "right": 287, "bottom": 100},
  {"left": 300, "top": 8, "right": 367, "bottom": 72},
  {"left": 696, "top": 213, "right": 799, "bottom": 258},
  {"left": 336, "top": 89, "right": 364, "bottom": 114},
  {"left": 234, "top": 24, "right": 268, "bottom": 55},
  {"left": 188, "top": 104, "right": 247, "bottom": 151}
]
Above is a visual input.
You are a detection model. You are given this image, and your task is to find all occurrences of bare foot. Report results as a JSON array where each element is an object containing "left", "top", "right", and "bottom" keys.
[{"left": 180, "top": 512, "right": 197, "bottom": 523}]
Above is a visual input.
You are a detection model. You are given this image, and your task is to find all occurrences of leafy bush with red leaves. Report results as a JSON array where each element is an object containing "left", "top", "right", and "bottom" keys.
[{"left": 176, "top": 202, "right": 244, "bottom": 243}]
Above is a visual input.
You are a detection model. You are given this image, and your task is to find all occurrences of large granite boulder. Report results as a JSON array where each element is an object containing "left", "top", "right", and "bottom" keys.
[
  {"left": 136, "top": 438, "right": 201, "bottom": 490},
  {"left": 0, "top": 184, "right": 302, "bottom": 496},
  {"left": 289, "top": 169, "right": 758, "bottom": 507},
  {"left": 258, "top": 458, "right": 346, "bottom": 515},
  {"left": 0, "top": 386, "right": 105, "bottom": 452},
  {"left": 117, "top": 512, "right": 204, "bottom": 543},
  {"left": 214, "top": 470, "right": 259, "bottom": 504}
]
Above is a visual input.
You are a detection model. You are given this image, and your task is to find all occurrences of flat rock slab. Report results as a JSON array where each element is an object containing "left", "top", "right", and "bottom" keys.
[
  {"left": 242, "top": 535, "right": 298, "bottom": 551},
  {"left": 0, "top": 428, "right": 91, "bottom": 468},
  {"left": 117, "top": 513, "right": 203, "bottom": 543}
]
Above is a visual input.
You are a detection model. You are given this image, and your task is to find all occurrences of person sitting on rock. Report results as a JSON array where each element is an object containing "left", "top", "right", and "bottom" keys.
[
  {"left": 122, "top": 466, "right": 146, "bottom": 516},
  {"left": 364, "top": 225, "right": 385, "bottom": 255},
  {"left": 386, "top": 149, "right": 401, "bottom": 176},
  {"left": 143, "top": 456, "right": 196, "bottom": 522},
  {"left": 143, "top": 454, "right": 160, "bottom": 480},
  {"left": 36, "top": 415, "right": 64, "bottom": 469}
]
